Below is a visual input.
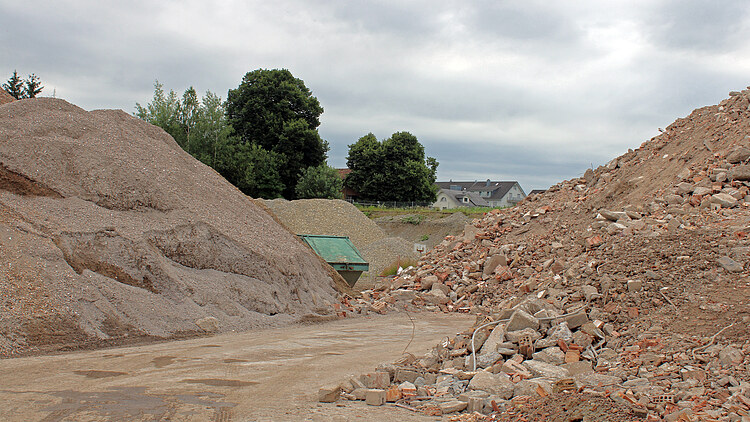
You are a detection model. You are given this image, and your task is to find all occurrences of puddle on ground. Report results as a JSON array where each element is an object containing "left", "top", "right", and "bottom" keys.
[
  {"left": 181, "top": 378, "right": 257, "bottom": 387},
  {"left": 151, "top": 356, "right": 176, "bottom": 368},
  {"left": 73, "top": 370, "right": 128, "bottom": 378},
  {"left": 223, "top": 358, "right": 249, "bottom": 363},
  {"left": 40, "top": 386, "right": 235, "bottom": 421}
]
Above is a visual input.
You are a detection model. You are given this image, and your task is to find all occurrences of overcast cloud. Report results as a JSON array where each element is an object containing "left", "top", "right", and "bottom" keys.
[{"left": 3, "top": 0, "right": 750, "bottom": 191}]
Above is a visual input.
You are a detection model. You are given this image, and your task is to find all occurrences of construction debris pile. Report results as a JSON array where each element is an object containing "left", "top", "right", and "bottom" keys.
[
  {"left": 0, "top": 98, "right": 346, "bottom": 357},
  {"left": 325, "top": 89, "right": 750, "bottom": 421}
]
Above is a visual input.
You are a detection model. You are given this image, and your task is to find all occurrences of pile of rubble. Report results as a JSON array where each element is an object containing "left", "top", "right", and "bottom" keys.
[
  {"left": 324, "top": 296, "right": 748, "bottom": 420},
  {"left": 323, "top": 88, "right": 750, "bottom": 420}
]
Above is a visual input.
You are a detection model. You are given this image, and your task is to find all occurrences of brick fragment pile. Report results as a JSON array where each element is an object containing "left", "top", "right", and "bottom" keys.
[{"left": 324, "top": 88, "right": 750, "bottom": 420}]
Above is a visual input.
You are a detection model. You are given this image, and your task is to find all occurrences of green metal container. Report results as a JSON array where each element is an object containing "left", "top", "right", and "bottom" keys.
[{"left": 298, "top": 234, "right": 369, "bottom": 287}]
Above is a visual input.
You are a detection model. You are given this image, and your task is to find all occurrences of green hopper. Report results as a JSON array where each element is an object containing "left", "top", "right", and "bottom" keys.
[{"left": 298, "top": 234, "right": 369, "bottom": 287}]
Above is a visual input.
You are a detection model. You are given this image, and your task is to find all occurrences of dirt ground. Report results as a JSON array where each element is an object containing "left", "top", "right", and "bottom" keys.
[{"left": 0, "top": 312, "right": 473, "bottom": 422}]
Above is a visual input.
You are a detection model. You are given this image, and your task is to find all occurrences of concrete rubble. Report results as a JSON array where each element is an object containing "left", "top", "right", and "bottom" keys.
[{"left": 322, "top": 88, "right": 750, "bottom": 421}]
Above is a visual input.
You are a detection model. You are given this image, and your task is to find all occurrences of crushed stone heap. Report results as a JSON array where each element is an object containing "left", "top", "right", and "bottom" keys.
[
  {"left": 0, "top": 90, "right": 14, "bottom": 105},
  {"left": 263, "top": 198, "right": 418, "bottom": 286},
  {"left": 0, "top": 98, "right": 344, "bottom": 357}
]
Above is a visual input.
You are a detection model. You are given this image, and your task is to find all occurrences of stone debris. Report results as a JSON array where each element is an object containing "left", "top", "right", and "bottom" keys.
[{"left": 323, "top": 88, "right": 750, "bottom": 420}]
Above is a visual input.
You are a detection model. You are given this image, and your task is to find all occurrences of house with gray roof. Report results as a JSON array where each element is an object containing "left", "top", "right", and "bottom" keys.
[{"left": 432, "top": 180, "right": 526, "bottom": 209}]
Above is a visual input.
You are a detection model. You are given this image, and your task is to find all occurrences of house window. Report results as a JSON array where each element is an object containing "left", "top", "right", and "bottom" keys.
[{"left": 440, "top": 197, "right": 446, "bottom": 202}]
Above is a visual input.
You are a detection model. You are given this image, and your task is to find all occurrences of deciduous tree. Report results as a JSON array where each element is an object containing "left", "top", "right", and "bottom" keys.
[
  {"left": 226, "top": 68, "right": 328, "bottom": 198},
  {"left": 135, "top": 81, "right": 180, "bottom": 140},
  {"left": 295, "top": 164, "right": 343, "bottom": 199},
  {"left": 346, "top": 131, "right": 438, "bottom": 202}
]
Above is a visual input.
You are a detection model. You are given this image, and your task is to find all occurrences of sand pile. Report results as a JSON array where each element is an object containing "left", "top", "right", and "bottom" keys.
[
  {"left": 0, "top": 90, "right": 14, "bottom": 105},
  {"left": 263, "top": 199, "right": 418, "bottom": 285},
  {"left": 0, "top": 98, "right": 344, "bottom": 357}
]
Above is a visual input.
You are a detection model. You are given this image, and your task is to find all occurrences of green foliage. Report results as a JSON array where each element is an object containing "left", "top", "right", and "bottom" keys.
[
  {"left": 135, "top": 81, "right": 284, "bottom": 198},
  {"left": 24, "top": 74, "right": 43, "bottom": 98},
  {"left": 179, "top": 87, "right": 200, "bottom": 154},
  {"left": 228, "top": 143, "right": 285, "bottom": 198},
  {"left": 420, "top": 234, "right": 430, "bottom": 241},
  {"left": 401, "top": 214, "right": 425, "bottom": 225},
  {"left": 226, "top": 69, "right": 328, "bottom": 198},
  {"left": 3, "top": 70, "right": 43, "bottom": 99},
  {"left": 345, "top": 131, "right": 438, "bottom": 202},
  {"left": 190, "top": 90, "right": 233, "bottom": 169},
  {"left": 295, "top": 164, "right": 343, "bottom": 199},
  {"left": 135, "top": 81, "right": 181, "bottom": 140}
]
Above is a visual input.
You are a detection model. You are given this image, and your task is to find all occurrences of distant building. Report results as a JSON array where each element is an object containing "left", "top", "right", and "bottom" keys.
[
  {"left": 433, "top": 180, "right": 526, "bottom": 209},
  {"left": 528, "top": 189, "right": 546, "bottom": 196},
  {"left": 337, "top": 168, "right": 359, "bottom": 201}
]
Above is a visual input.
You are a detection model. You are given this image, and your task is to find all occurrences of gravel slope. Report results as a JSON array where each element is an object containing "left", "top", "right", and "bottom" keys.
[{"left": 0, "top": 98, "right": 343, "bottom": 357}]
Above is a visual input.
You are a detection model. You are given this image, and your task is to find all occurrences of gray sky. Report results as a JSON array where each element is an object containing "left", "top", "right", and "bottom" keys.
[{"left": 4, "top": 0, "right": 750, "bottom": 191}]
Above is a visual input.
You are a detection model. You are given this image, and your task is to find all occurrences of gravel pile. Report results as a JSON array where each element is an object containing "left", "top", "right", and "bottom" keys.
[
  {"left": 0, "top": 90, "right": 13, "bottom": 105},
  {"left": 264, "top": 199, "right": 385, "bottom": 247},
  {"left": 0, "top": 98, "right": 343, "bottom": 357},
  {"left": 263, "top": 199, "right": 418, "bottom": 287}
]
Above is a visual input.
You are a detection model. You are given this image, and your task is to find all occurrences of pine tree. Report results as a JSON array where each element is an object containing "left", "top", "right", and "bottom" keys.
[
  {"left": 24, "top": 74, "right": 43, "bottom": 98},
  {"left": 3, "top": 71, "right": 24, "bottom": 99}
]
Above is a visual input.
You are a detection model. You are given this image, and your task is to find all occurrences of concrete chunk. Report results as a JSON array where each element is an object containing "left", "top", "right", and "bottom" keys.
[
  {"left": 711, "top": 193, "right": 738, "bottom": 208},
  {"left": 483, "top": 254, "right": 507, "bottom": 276},
  {"left": 360, "top": 371, "right": 390, "bottom": 389},
  {"left": 351, "top": 388, "right": 367, "bottom": 400},
  {"left": 395, "top": 368, "right": 419, "bottom": 383},
  {"left": 440, "top": 400, "right": 468, "bottom": 414},
  {"left": 506, "top": 309, "right": 540, "bottom": 332},
  {"left": 522, "top": 360, "right": 570, "bottom": 380},
  {"left": 718, "top": 256, "right": 744, "bottom": 273},
  {"left": 365, "top": 389, "right": 386, "bottom": 406},
  {"left": 468, "top": 370, "right": 514, "bottom": 399},
  {"left": 478, "top": 323, "right": 505, "bottom": 356},
  {"left": 533, "top": 347, "right": 565, "bottom": 365},
  {"left": 195, "top": 317, "right": 219, "bottom": 332},
  {"left": 728, "top": 147, "right": 750, "bottom": 164},
  {"left": 560, "top": 311, "right": 588, "bottom": 330},
  {"left": 318, "top": 386, "right": 341, "bottom": 402}
]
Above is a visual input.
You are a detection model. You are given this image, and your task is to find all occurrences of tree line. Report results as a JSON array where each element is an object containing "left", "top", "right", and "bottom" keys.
[
  {"left": 135, "top": 68, "right": 438, "bottom": 202},
  {"left": 3, "top": 70, "right": 43, "bottom": 99}
]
